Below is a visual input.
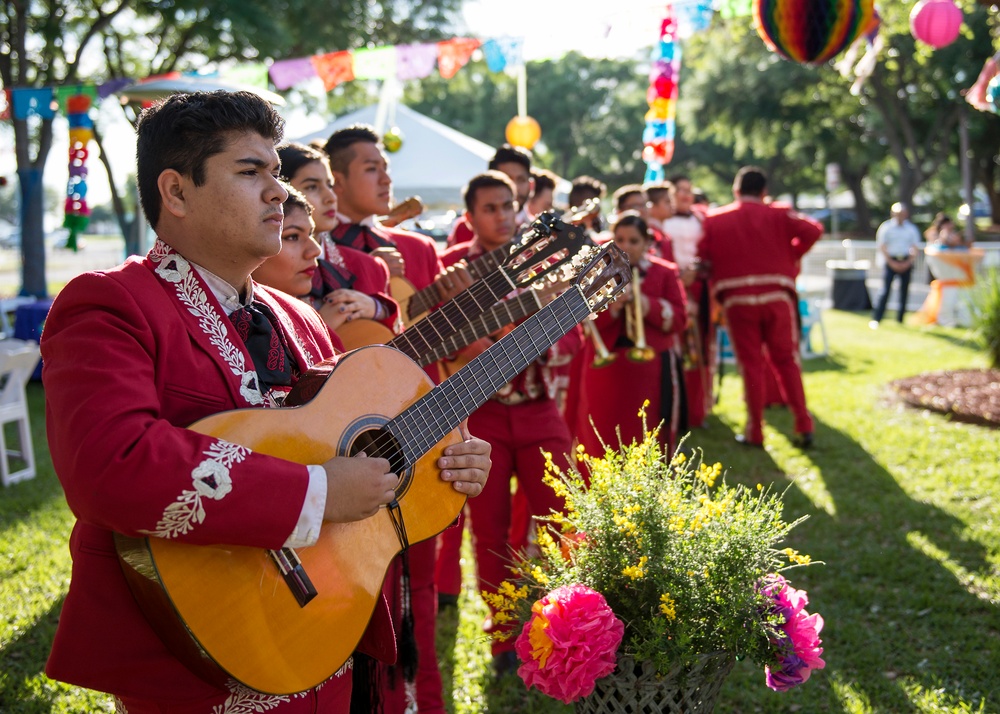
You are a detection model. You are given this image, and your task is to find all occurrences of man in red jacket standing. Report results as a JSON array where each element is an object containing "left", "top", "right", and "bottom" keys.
[{"left": 699, "top": 167, "right": 823, "bottom": 448}]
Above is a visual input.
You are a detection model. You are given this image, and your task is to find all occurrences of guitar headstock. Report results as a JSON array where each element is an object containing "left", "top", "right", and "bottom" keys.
[
  {"left": 503, "top": 213, "right": 587, "bottom": 288},
  {"left": 569, "top": 243, "right": 632, "bottom": 315}
]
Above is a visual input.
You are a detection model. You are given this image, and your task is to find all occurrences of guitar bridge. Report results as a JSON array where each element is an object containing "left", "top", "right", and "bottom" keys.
[{"left": 268, "top": 548, "right": 317, "bottom": 608}]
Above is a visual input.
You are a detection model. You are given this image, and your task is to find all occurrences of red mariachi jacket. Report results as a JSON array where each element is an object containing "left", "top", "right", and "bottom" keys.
[
  {"left": 592, "top": 255, "right": 688, "bottom": 351},
  {"left": 698, "top": 200, "right": 823, "bottom": 306},
  {"left": 41, "top": 243, "right": 391, "bottom": 702}
]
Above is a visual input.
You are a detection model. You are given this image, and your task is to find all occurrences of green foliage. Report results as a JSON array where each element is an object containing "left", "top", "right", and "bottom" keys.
[
  {"left": 970, "top": 267, "right": 1000, "bottom": 368},
  {"left": 490, "top": 432, "right": 809, "bottom": 677}
]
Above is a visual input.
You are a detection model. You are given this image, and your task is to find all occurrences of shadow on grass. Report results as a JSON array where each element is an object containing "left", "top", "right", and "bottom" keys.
[
  {"left": 739, "top": 413, "right": 999, "bottom": 711},
  {"left": 0, "top": 594, "right": 63, "bottom": 710}
]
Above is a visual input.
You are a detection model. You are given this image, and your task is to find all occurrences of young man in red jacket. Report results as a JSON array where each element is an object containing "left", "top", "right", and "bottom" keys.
[
  {"left": 41, "top": 91, "right": 490, "bottom": 714},
  {"left": 699, "top": 166, "right": 823, "bottom": 448}
]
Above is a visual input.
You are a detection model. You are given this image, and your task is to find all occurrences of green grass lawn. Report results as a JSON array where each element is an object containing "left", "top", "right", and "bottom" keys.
[{"left": 2, "top": 310, "right": 998, "bottom": 713}]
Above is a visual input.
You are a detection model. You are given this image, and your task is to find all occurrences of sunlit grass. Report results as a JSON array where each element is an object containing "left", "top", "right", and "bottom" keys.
[{"left": 1, "top": 310, "right": 997, "bottom": 712}]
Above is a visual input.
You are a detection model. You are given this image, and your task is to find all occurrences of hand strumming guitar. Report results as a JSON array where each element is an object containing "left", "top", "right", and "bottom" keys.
[
  {"left": 433, "top": 261, "right": 474, "bottom": 302},
  {"left": 371, "top": 246, "right": 406, "bottom": 277}
]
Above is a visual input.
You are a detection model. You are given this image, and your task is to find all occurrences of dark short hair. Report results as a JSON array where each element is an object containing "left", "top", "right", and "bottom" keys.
[
  {"left": 276, "top": 142, "right": 329, "bottom": 184},
  {"left": 668, "top": 174, "right": 691, "bottom": 186},
  {"left": 324, "top": 124, "right": 380, "bottom": 175},
  {"left": 531, "top": 168, "right": 558, "bottom": 194},
  {"left": 612, "top": 184, "right": 646, "bottom": 212},
  {"left": 569, "top": 175, "right": 606, "bottom": 209},
  {"left": 612, "top": 210, "right": 651, "bottom": 240},
  {"left": 463, "top": 170, "right": 516, "bottom": 213},
  {"left": 136, "top": 91, "right": 285, "bottom": 228},
  {"left": 488, "top": 143, "right": 532, "bottom": 173},
  {"left": 282, "top": 183, "right": 314, "bottom": 217},
  {"left": 644, "top": 180, "right": 675, "bottom": 204},
  {"left": 734, "top": 166, "right": 767, "bottom": 197}
]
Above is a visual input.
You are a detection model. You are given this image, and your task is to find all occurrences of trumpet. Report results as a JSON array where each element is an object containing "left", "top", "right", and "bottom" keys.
[
  {"left": 585, "top": 319, "right": 616, "bottom": 368},
  {"left": 626, "top": 267, "right": 656, "bottom": 363}
]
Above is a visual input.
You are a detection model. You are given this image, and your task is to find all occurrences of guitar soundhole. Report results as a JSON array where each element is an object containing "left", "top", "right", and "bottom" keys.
[{"left": 349, "top": 427, "right": 408, "bottom": 487}]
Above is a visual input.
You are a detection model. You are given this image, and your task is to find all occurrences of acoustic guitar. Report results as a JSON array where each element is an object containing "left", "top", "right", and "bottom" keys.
[
  {"left": 335, "top": 211, "right": 587, "bottom": 355},
  {"left": 114, "top": 243, "right": 631, "bottom": 696}
]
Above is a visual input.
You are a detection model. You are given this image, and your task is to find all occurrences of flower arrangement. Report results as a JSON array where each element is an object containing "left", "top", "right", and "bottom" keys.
[{"left": 486, "top": 418, "right": 825, "bottom": 704}]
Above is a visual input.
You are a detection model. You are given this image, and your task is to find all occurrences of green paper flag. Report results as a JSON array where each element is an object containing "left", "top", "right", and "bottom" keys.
[{"left": 222, "top": 63, "right": 269, "bottom": 88}]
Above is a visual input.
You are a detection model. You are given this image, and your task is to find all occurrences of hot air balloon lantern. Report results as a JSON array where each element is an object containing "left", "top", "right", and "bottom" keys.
[
  {"left": 753, "top": 0, "right": 876, "bottom": 65},
  {"left": 910, "top": 0, "right": 963, "bottom": 50}
]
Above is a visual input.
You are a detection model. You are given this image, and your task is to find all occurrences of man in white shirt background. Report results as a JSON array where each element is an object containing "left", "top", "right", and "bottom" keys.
[{"left": 870, "top": 202, "right": 923, "bottom": 328}]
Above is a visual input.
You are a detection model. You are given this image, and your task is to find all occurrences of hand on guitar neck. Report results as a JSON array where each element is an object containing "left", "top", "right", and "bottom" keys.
[
  {"left": 433, "top": 261, "right": 474, "bottom": 302},
  {"left": 371, "top": 246, "right": 406, "bottom": 277}
]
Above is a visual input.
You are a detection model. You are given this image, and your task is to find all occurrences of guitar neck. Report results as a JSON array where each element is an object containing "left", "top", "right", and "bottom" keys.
[
  {"left": 420, "top": 289, "right": 543, "bottom": 367},
  {"left": 389, "top": 285, "right": 590, "bottom": 466},
  {"left": 405, "top": 244, "right": 512, "bottom": 320},
  {"left": 388, "top": 267, "right": 518, "bottom": 365}
]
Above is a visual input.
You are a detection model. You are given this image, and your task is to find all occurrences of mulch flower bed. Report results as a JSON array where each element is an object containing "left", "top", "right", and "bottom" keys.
[{"left": 890, "top": 369, "right": 1000, "bottom": 428}]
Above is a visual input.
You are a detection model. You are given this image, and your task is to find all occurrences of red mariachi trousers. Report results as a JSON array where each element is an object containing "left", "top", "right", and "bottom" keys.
[
  {"left": 466, "top": 398, "right": 571, "bottom": 655},
  {"left": 723, "top": 293, "right": 813, "bottom": 443}
]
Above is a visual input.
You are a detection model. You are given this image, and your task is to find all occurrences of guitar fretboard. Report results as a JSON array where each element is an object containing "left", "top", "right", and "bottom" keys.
[
  {"left": 388, "top": 285, "right": 591, "bottom": 467},
  {"left": 405, "top": 244, "right": 512, "bottom": 320},
  {"left": 420, "top": 289, "right": 544, "bottom": 367}
]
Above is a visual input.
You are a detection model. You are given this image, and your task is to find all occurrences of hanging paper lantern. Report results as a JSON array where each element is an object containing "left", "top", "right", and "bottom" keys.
[
  {"left": 909, "top": 0, "right": 963, "bottom": 50},
  {"left": 505, "top": 115, "right": 541, "bottom": 149},
  {"left": 753, "top": 0, "right": 876, "bottom": 65},
  {"left": 643, "top": 8, "right": 680, "bottom": 180},
  {"left": 383, "top": 126, "right": 404, "bottom": 153},
  {"left": 63, "top": 94, "right": 94, "bottom": 252}
]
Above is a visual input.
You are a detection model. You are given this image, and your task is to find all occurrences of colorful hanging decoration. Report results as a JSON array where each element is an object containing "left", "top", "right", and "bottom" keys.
[
  {"left": 986, "top": 75, "right": 1000, "bottom": 116},
  {"left": 643, "top": 11, "right": 681, "bottom": 181},
  {"left": 505, "top": 115, "right": 541, "bottom": 149},
  {"left": 909, "top": 0, "right": 963, "bottom": 50},
  {"left": 753, "top": 0, "right": 876, "bottom": 65},
  {"left": 63, "top": 94, "right": 93, "bottom": 252},
  {"left": 965, "top": 53, "right": 999, "bottom": 113}
]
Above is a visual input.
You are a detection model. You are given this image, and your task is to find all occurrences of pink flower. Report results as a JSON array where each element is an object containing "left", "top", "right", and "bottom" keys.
[
  {"left": 759, "top": 574, "right": 826, "bottom": 692},
  {"left": 514, "top": 584, "right": 624, "bottom": 703}
]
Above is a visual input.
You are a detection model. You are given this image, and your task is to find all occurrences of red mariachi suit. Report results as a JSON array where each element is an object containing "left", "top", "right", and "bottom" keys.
[
  {"left": 41, "top": 243, "right": 393, "bottom": 712},
  {"left": 699, "top": 200, "right": 823, "bottom": 443},
  {"left": 440, "top": 240, "right": 582, "bottom": 656},
  {"left": 318, "top": 234, "right": 401, "bottom": 333},
  {"left": 575, "top": 256, "right": 687, "bottom": 456},
  {"left": 330, "top": 219, "right": 446, "bottom": 714}
]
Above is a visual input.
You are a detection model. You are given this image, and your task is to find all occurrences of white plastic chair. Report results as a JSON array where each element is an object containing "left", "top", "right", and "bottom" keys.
[
  {"left": 799, "top": 298, "right": 829, "bottom": 358},
  {"left": 0, "top": 339, "right": 41, "bottom": 486}
]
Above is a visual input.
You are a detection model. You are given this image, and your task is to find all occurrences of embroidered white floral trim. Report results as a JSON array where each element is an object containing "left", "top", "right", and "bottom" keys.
[
  {"left": 321, "top": 233, "right": 347, "bottom": 269},
  {"left": 211, "top": 659, "right": 352, "bottom": 713},
  {"left": 149, "top": 239, "right": 264, "bottom": 407},
  {"left": 140, "top": 440, "right": 249, "bottom": 539}
]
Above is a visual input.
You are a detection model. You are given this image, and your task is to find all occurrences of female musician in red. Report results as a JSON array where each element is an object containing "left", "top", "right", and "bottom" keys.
[
  {"left": 575, "top": 212, "right": 688, "bottom": 456},
  {"left": 276, "top": 142, "right": 401, "bottom": 335}
]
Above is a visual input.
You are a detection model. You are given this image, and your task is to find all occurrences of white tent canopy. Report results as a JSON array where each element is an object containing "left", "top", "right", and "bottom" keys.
[{"left": 294, "top": 104, "right": 495, "bottom": 208}]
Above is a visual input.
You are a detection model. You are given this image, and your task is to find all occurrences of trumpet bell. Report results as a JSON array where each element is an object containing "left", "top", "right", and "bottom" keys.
[
  {"left": 591, "top": 353, "right": 618, "bottom": 368},
  {"left": 627, "top": 346, "right": 656, "bottom": 363}
]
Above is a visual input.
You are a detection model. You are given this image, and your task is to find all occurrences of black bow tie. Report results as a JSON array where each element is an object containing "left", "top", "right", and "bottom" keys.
[{"left": 228, "top": 302, "right": 294, "bottom": 388}]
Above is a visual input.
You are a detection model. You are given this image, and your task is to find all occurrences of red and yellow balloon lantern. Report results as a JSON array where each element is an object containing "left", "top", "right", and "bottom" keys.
[{"left": 753, "top": 0, "right": 876, "bottom": 65}]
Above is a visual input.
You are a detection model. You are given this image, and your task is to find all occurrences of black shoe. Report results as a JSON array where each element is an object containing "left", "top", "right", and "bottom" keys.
[
  {"left": 735, "top": 434, "right": 764, "bottom": 448},
  {"left": 793, "top": 432, "right": 814, "bottom": 449},
  {"left": 492, "top": 651, "right": 519, "bottom": 677}
]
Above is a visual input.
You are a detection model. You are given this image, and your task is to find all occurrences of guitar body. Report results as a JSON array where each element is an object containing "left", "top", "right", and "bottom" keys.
[
  {"left": 335, "top": 318, "right": 396, "bottom": 350},
  {"left": 116, "top": 346, "right": 467, "bottom": 695},
  {"left": 389, "top": 275, "right": 425, "bottom": 327}
]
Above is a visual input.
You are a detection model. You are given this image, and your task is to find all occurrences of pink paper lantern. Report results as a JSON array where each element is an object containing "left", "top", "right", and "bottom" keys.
[{"left": 910, "top": 0, "right": 963, "bottom": 49}]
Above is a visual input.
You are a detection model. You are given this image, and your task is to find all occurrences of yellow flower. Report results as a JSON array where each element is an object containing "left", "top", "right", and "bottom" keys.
[
  {"left": 531, "top": 565, "right": 550, "bottom": 585},
  {"left": 528, "top": 601, "right": 554, "bottom": 668},
  {"left": 782, "top": 547, "right": 812, "bottom": 565},
  {"left": 659, "top": 593, "right": 677, "bottom": 620},
  {"left": 671, "top": 452, "right": 687, "bottom": 466},
  {"left": 622, "top": 555, "right": 648, "bottom": 580}
]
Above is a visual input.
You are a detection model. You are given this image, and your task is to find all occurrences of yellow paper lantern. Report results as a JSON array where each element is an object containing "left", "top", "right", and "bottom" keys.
[{"left": 505, "top": 115, "right": 541, "bottom": 149}]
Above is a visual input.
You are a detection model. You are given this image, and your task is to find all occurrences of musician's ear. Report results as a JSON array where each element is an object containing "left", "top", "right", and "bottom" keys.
[{"left": 159, "top": 169, "right": 188, "bottom": 219}]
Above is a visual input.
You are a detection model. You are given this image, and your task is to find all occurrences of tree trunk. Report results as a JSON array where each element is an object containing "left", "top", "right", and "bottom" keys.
[
  {"left": 842, "top": 170, "right": 872, "bottom": 236},
  {"left": 92, "top": 126, "right": 138, "bottom": 254},
  {"left": 12, "top": 116, "right": 54, "bottom": 298}
]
